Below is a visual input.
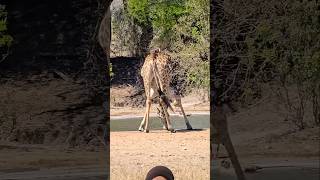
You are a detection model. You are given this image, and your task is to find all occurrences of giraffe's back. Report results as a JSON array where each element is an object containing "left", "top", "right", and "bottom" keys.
[{"left": 141, "top": 52, "right": 173, "bottom": 92}]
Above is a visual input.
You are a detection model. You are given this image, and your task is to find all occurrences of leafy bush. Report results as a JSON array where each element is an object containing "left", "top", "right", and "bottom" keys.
[
  {"left": 126, "top": 0, "right": 209, "bottom": 92},
  {"left": 128, "top": 0, "right": 186, "bottom": 48},
  {"left": 213, "top": 0, "right": 319, "bottom": 128},
  {"left": 171, "top": 0, "right": 209, "bottom": 91},
  {"left": 245, "top": 0, "right": 319, "bottom": 128}
]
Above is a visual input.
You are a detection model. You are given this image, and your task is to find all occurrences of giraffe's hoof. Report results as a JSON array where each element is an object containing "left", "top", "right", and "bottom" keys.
[
  {"left": 144, "top": 129, "right": 149, "bottom": 133},
  {"left": 170, "top": 129, "right": 176, "bottom": 133},
  {"left": 221, "top": 160, "right": 231, "bottom": 169},
  {"left": 163, "top": 126, "right": 169, "bottom": 130},
  {"left": 186, "top": 124, "right": 193, "bottom": 130}
]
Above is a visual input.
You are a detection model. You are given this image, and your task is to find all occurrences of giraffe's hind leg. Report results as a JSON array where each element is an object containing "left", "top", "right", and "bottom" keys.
[
  {"left": 157, "top": 103, "right": 168, "bottom": 130},
  {"left": 160, "top": 98, "right": 175, "bottom": 133},
  {"left": 213, "top": 107, "right": 246, "bottom": 180},
  {"left": 223, "top": 134, "right": 246, "bottom": 180},
  {"left": 174, "top": 96, "right": 192, "bottom": 130}
]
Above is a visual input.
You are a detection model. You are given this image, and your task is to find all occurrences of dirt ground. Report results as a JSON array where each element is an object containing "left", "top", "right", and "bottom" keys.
[
  {"left": 109, "top": 88, "right": 319, "bottom": 179},
  {"left": 0, "top": 81, "right": 318, "bottom": 179},
  {"left": 0, "top": 76, "right": 210, "bottom": 179},
  {"left": 0, "top": 141, "right": 108, "bottom": 179},
  {"left": 110, "top": 130, "right": 210, "bottom": 180},
  {"left": 0, "top": 76, "right": 108, "bottom": 179},
  {"left": 110, "top": 86, "right": 211, "bottom": 180}
]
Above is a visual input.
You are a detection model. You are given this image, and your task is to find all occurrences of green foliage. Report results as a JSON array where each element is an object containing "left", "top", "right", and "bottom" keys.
[
  {"left": 214, "top": 0, "right": 319, "bottom": 128},
  {"left": 127, "top": 0, "right": 149, "bottom": 24},
  {"left": 171, "top": 0, "right": 209, "bottom": 90},
  {"left": 246, "top": 0, "right": 319, "bottom": 87},
  {"left": 186, "top": 61, "right": 209, "bottom": 88},
  {"left": 125, "top": 0, "right": 210, "bottom": 91},
  {"left": 176, "top": 0, "right": 209, "bottom": 44},
  {"left": 128, "top": 0, "right": 187, "bottom": 45},
  {"left": 149, "top": 1, "right": 186, "bottom": 39},
  {"left": 0, "top": 5, "right": 13, "bottom": 48}
]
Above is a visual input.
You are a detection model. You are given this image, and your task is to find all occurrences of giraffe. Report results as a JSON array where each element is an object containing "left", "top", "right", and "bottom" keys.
[
  {"left": 211, "top": 104, "right": 246, "bottom": 180},
  {"left": 138, "top": 49, "right": 193, "bottom": 133}
]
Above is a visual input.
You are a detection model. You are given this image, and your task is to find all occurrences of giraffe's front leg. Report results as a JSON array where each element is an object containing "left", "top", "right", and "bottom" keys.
[
  {"left": 143, "top": 99, "right": 152, "bottom": 133},
  {"left": 139, "top": 99, "right": 150, "bottom": 132},
  {"left": 138, "top": 112, "right": 146, "bottom": 132}
]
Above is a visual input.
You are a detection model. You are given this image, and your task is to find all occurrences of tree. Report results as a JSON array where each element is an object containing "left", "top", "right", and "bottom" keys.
[
  {"left": 127, "top": 0, "right": 186, "bottom": 50},
  {"left": 214, "top": 0, "right": 319, "bottom": 129},
  {"left": 245, "top": 0, "right": 319, "bottom": 129}
]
